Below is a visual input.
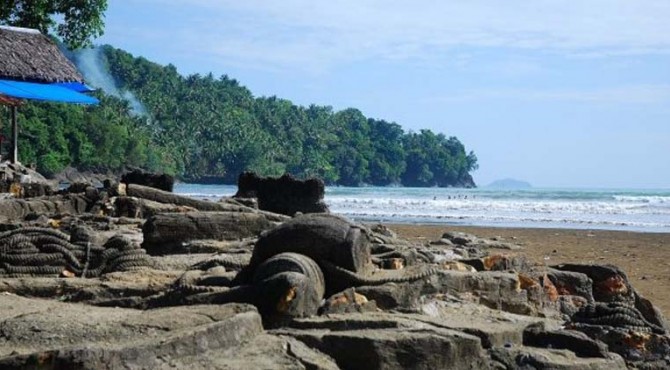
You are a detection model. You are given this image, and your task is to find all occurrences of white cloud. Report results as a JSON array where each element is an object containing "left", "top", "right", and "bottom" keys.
[{"left": 112, "top": 1, "right": 670, "bottom": 72}]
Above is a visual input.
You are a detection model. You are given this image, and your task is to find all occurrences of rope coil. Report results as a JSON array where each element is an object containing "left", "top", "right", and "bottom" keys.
[{"left": 0, "top": 227, "right": 153, "bottom": 278}]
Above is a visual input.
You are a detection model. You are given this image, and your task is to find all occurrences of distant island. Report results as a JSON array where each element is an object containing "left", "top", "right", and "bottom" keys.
[
  {"left": 486, "top": 178, "right": 532, "bottom": 189},
  {"left": 11, "top": 45, "right": 478, "bottom": 188}
]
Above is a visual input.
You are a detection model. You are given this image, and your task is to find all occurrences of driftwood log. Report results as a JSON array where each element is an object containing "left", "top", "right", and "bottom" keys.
[
  {"left": 142, "top": 212, "right": 279, "bottom": 255},
  {"left": 122, "top": 184, "right": 287, "bottom": 222},
  {"left": 114, "top": 196, "right": 196, "bottom": 218}
]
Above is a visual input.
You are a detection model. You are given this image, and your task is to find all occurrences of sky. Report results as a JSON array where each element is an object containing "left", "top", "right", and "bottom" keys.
[{"left": 97, "top": 1, "right": 670, "bottom": 189}]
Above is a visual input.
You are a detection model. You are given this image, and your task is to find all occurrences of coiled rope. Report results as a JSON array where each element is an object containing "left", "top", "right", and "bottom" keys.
[{"left": 0, "top": 227, "right": 152, "bottom": 278}]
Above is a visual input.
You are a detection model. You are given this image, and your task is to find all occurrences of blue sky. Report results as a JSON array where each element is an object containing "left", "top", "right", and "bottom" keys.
[{"left": 97, "top": 1, "right": 670, "bottom": 188}]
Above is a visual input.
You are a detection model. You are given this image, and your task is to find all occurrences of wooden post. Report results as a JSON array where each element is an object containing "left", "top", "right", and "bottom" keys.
[{"left": 10, "top": 105, "right": 17, "bottom": 164}]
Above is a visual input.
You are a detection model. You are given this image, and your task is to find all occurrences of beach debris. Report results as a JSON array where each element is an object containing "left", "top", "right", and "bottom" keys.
[
  {"left": 1, "top": 169, "right": 669, "bottom": 368},
  {"left": 0, "top": 227, "right": 152, "bottom": 277},
  {"left": 123, "top": 183, "right": 286, "bottom": 220},
  {"left": 233, "top": 213, "right": 372, "bottom": 286},
  {"left": 570, "top": 301, "right": 666, "bottom": 334},
  {"left": 141, "top": 211, "right": 280, "bottom": 255}
]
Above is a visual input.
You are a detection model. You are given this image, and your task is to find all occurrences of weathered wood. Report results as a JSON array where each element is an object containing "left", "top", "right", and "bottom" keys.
[
  {"left": 0, "top": 194, "right": 88, "bottom": 222},
  {"left": 142, "top": 212, "right": 278, "bottom": 255},
  {"left": 124, "top": 184, "right": 288, "bottom": 222},
  {"left": 10, "top": 105, "right": 17, "bottom": 164},
  {"left": 114, "top": 196, "right": 196, "bottom": 218}
]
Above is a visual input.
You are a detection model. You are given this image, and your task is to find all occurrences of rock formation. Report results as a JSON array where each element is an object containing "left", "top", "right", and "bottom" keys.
[
  {"left": 0, "top": 173, "right": 667, "bottom": 369},
  {"left": 234, "top": 171, "right": 329, "bottom": 215}
]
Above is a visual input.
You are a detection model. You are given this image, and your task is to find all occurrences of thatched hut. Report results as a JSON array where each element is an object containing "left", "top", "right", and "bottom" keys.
[
  {"left": 0, "top": 25, "right": 84, "bottom": 83},
  {"left": 0, "top": 25, "right": 96, "bottom": 164}
]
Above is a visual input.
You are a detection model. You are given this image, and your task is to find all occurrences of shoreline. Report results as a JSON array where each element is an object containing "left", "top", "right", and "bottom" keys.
[
  {"left": 383, "top": 223, "right": 670, "bottom": 317},
  {"left": 174, "top": 183, "right": 670, "bottom": 233},
  {"left": 351, "top": 217, "right": 670, "bottom": 234}
]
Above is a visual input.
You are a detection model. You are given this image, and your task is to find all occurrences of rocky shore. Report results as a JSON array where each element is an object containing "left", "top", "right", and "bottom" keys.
[{"left": 0, "top": 171, "right": 668, "bottom": 369}]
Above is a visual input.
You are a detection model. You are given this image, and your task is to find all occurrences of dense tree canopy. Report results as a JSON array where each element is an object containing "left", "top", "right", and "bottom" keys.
[
  {"left": 5, "top": 45, "right": 478, "bottom": 187},
  {"left": 0, "top": 0, "right": 107, "bottom": 48},
  {"left": 1, "top": 95, "right": 162, "bottom": 176}
]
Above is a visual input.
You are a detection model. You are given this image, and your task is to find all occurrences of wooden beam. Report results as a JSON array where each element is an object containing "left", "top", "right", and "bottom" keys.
[{"left": 10, "top": 105, "right": 17, "bottom": 164}]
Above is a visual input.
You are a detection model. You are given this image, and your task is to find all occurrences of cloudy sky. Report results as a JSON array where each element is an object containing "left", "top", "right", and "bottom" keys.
[{"left": 98, "top": 1, "right": 670, "bottom": 188}]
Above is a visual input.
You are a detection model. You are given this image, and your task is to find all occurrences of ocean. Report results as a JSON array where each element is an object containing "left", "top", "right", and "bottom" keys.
[{"left": 174, "top": 184, "right": 670, "bottom": 233}]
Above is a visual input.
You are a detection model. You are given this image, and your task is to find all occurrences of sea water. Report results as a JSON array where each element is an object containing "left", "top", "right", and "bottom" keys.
[{"left": 174, "top": 184, "right": 670, "bottom": 233}]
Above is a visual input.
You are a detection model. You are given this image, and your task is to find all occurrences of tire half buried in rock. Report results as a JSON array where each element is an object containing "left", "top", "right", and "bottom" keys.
[
  {"left": 248, "top": 214, "right": 371, "bottom": 276},
  {"left": 252, "top": 252, "right": 326, "bottom": 300}
]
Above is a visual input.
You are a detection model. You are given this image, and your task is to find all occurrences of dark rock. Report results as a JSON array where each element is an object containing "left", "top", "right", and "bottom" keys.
[
  {"left": 356, "top": 282, "right": 423, "bottom": 310},
  {"left": 634, "top": 292, "right": 670, "bottom": 333},
  {"left": 546, "top": 268, "right": 595, "bottom": 303},
  {"left": 567, "top": 323, "right": 670, "bottom": 366},
  {"left": 234, "top": 171, "right": 328, "bottom": 216},
  {"left": 64, "top": 181, "right": 91, "bottom": 194},
  {"left": 51, "top": 166, "right": 110, "bottom": 187},
  {"left": 0, "top": 194, "right": 89, "bottom": 222},
  {"left": 356, "top": 270, "right": 545, "bottom": 317},
  {"left": 170, "top": 333, "right": 341, "bottom": 369},
  {"left": 20, "top": 182, "right": 53, "bottom": 198},
  {"left": 370, "top": 224, "right": 399, "bottom": 240},
  {"left": 488, "top": 346, "right": 627, "bottom": 369},
  {"left": 274, "top": 315, "right": 489, "bottom": 370},
  {"left": 442, "top": 231, "right": 478, "bottom": 246},
  {"left": 428, "top": 271, "right": 543, "bottom": 316},
  {"left": 552, "top": 264, "right": 634, "bottom": 304},
  {"left": 460, "top": 254, "right": 529, "bottom": 272},
  {"left": 121, "top": 168, "right": 174, "bottom": 192},
  {"left": 523, "top": 324, "right": 610, "bottom": 358},
  {"left": 412, "top": 300, "right": 562, "bottom": 349},
  {"left": 319, "top": 288, "right": 379, "bottom": 315},
  {"left": 0, "top": 295, "right": 263, "bottom": 369},
  {"left": 230, "top": 196, "right": 258, "bottom": 209}
]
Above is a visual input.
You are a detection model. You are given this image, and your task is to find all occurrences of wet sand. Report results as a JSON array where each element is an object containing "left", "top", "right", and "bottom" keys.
[{"left": 386, "top": 224, "right": 670, "bottom": 316}]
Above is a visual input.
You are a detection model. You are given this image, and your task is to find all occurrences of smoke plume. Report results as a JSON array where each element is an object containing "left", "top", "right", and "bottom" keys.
[{"left": 73, "top": 47, "right": 147, "bottom": 116}]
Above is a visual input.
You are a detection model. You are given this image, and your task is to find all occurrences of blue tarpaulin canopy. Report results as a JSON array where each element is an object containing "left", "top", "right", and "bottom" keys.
[
  {"left": 52, "top": 81, "right": 97, "bottom": 93},
  {"left": 0, "top": 79, "right": 98, "bottom": 104}
]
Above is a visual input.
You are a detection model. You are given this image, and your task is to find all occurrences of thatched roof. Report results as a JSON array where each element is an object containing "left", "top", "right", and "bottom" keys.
[{"left": 0, "top": 25, "right": 83, "bottom": 83}]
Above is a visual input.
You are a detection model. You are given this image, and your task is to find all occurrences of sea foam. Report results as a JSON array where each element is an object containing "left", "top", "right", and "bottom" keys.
[{"left": 174, "top": 184, "right": 670, "bottom": 232}]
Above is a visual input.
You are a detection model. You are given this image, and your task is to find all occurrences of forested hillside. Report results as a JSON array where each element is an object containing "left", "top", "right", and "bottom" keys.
[{"left": 3, "top": 45, "right": 478, "bottom": 187}]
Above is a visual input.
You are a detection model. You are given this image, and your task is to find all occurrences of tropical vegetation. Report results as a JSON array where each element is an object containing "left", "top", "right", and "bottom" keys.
[
  {"left": 3, "top": 45, "right": 478, "bottom": 186},
  {"left": 1, "top": 2, "right": 478, "bottom": 187}
]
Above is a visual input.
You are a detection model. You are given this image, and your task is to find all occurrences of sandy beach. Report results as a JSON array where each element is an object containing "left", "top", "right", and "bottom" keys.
[{"left": 387, "top": 224, "right": 670, "bottom": 316}]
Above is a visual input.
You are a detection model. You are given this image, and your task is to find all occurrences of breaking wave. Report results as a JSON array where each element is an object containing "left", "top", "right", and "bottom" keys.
[{"left": 174, "top": 184, "right": 670, "bottom": 232}]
